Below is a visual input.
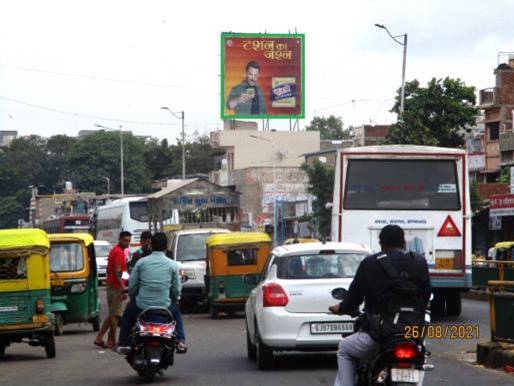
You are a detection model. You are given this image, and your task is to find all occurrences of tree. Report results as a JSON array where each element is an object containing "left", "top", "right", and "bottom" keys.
[
  {"left": 386, "top": 77, "right": 479, "bottom": 147},
  {"left": 305, "top": 115, "right": 352, "bottom": 140},
  {"left": 301, "top": 161, "right": 334, "bottom": 238},
  {"left": 46, "top": 135, "right": 78, "bottom": 184}
]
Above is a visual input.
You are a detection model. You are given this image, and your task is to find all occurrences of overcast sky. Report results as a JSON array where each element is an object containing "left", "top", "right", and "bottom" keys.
[{"left": 1, "top": 0, "right": 514, "bottom": 143}]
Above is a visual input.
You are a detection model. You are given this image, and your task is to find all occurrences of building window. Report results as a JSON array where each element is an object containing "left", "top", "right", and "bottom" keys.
[{"left": 489, "top": 122, "right": 500, "bottom": 141}]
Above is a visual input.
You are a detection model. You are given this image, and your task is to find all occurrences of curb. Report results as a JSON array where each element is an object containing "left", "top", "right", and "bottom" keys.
[
  {"left": 477, "top": 342, "right": 514, "bottom": 368},
  {"left": 463, "top": 289, "right": 489, "bottom": 301}
]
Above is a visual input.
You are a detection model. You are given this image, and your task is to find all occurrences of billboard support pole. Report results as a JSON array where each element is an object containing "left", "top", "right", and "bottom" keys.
[{"left": 262, "top": 119, "right": 269, "bottom": 131}]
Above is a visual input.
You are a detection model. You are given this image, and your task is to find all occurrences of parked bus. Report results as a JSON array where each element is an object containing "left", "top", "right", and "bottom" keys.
[
  {"left": 331, "top": 145, "right": 471, "bottom": 316},
  {"left": 91, "top": 197, "right": 179, "bottom": 251},
  {"left": 41, "top": 215, "right": 91, "bottom": 234}
]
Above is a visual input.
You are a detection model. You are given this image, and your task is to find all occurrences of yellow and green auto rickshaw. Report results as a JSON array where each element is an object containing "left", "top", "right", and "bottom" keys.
[
  {"left": 48, "top": 233, "right": 100, "bottom": 335},
  {"left": 0, "top": 229, "right": 55, "bottom": 358},
  {"left": 205, "top": 232, "right": 272, "bottom": 318},
  {"left": 494, "top": 241, "right": 514, "bottom": 261}
]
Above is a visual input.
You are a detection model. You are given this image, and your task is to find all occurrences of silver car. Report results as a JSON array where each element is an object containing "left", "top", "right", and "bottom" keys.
[{"left": 94, "top": 240, "right": 112, "bottom": 283}]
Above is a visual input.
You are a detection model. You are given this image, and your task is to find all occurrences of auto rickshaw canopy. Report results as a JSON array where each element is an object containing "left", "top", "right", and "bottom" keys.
[
  {"left": 0, "top": 228, "right": 50, "bottom": 256},
  {"left": 495, "top": 241, "right": 514, "bottom": 249},
  {"left": 48, "top": 233, "right": 94, "bottom": 247},
  {"left": 206, "top": 232, "right": 271, "bottom": 248}
]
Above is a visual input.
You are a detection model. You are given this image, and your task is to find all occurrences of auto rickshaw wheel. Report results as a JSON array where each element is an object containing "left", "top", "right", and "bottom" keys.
[
  {"left": 256, "top": 329, "right": 273, "bottom": 370},
  {"left": 91, "top": 316, "right": 100, "bottom": 332},
  {"left": 54, "top": 313, "right": 64, "bottom": 336},
  {"left": 209, "top": 303, "right": 219, "bottom": 319},
  {"left": 44, "top": 332, "right": 56, "bottom": 358},
  {"left": 246, "top": 323, "right": 256, "bottom": 361}
]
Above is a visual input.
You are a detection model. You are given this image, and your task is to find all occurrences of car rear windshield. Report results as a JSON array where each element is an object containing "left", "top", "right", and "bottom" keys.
[
  {"left": 94, "top": 244, "right": 111, "bottom": 257},
  {"left": 129, "top": 201, "right": 149, "bottom": 222},
  {"left": 277, "top": 253, "right": 366, "bottom": 279},
  {"left": 176, "top": 233, "right": 216, "bottom": 261},
  {"left": 344, "top": 159, "right": 461, "bottom": 210},
  {"left": 50, "top": 243, "right": 84, "bottom": 272}
]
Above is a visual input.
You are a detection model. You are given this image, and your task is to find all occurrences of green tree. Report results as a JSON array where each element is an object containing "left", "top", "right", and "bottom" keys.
[
  {"left": 305, "top": 115, "right": 352, "bottom": 140},
  {"left": 46, "top": 135, "right": 78, "bottom": 184},
  {"left": 470, "top": 179, "right": 484, "bottom": 214},
  {"left": 386, "top": 77, "right": 479, "bottom": 147},
  {"left": 69, "top": 131, "right": 151, "bottom": 194},
  {"left": 0, "top": 196, "right": 24, "bottom": 229},
  {"left": 301, "top": 161, "right": 334, "bottom": 238},
  {"left": 144, "top": 138, "right": 175, "bottom": 181}
]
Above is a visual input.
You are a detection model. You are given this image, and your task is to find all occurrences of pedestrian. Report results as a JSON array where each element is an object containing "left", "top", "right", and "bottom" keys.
[
  {"left": 128, "top": 231, "right": 152, "bottom": 272},
  {"left": 94, "top": 231, "right": 131, "bottom": 349}
]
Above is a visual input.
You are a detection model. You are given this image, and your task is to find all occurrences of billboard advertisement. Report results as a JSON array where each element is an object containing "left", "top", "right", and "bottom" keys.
[{"left": 221, "top": 33, "right": 305, "bottom": 119}]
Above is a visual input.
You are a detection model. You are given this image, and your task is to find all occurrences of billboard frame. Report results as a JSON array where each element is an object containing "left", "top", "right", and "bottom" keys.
[{"left": 220, "top": 32, "right": 305, "bottom": 120}]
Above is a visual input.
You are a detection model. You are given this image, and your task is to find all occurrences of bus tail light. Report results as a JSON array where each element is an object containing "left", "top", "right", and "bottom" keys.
[{"left": 263, "top": 283, "right": 289, "bottom": 307}]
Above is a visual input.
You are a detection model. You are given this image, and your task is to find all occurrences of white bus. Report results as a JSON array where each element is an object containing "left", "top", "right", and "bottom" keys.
[
  {"left": 93, "top": 197, "right": 152, "bottom": 251},
  {"left": 331, "top": 145, "right": 471, "bottom": 316}
]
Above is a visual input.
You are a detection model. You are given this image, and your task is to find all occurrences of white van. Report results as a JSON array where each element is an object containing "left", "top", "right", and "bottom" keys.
[{"left": 168, "top": 228, "right": 230, "bottom": 307}]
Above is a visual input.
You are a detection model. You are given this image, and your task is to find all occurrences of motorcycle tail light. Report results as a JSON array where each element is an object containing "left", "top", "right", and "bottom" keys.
[{"left": 392, "top": 342, "right": 419, "bottom": 360}]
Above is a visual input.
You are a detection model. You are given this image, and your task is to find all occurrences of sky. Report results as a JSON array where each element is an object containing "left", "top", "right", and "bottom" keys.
[{"left": 1, "top": 0, "right": 514, "bottom": 143}]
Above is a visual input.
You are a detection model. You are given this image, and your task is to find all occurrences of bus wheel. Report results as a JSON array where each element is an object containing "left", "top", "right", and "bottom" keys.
[{"left": 446, "top": 291, "right": 462, "bottom": 316}]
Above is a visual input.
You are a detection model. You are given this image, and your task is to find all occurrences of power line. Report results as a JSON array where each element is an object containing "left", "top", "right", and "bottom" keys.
[
  {"left": 0, "top": 64, "right": 218, "bottom": 93},
  {"left": 0, "top": 95, "right": 220, "bottom": 127}
]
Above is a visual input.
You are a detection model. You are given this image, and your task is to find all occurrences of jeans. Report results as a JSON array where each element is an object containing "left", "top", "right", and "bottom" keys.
[
  {"left": 334, "top": 331, "right": 380, "bottom": 386},
  {"left": 118, "top": 301, "right": 186, "bottom": 347}
]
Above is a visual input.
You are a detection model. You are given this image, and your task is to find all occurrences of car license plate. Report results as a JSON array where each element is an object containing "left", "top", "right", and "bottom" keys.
[
  {"left": 391, "top": 368, "right": 421, "bottom": 383},
  {"left": 310, "top": 322, "right": 353, "bottom": 334}
]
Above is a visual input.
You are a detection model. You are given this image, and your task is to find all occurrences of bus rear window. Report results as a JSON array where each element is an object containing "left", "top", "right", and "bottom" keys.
[
  {"left": 344, "top": 160, "right": 461, "bottom": 210},
  {"left": 129, "top": 201, "right": 149, "bottom": 222}
]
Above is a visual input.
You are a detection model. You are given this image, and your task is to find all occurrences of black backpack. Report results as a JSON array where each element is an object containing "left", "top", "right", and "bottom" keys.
[{"left": 367, "top": 252, "right": 426, "bottom": 343}]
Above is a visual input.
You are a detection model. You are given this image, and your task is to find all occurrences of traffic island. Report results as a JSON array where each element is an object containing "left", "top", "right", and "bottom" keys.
[{"left": 477, "top": 341, "right": 514, "bottom": 368}]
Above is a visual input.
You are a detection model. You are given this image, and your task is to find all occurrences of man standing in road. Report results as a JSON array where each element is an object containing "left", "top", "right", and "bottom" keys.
[
  {"left": 94, "top": 231, "right": 131, "bottom": 349},
  {"left": 128, "top": 231, "right": 152, "bottom": 272},
  {"left": 226, "top": 61, "right": 267, "bottom": 115}
]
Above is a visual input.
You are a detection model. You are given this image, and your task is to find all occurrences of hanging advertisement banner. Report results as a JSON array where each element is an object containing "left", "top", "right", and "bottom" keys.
[{"left": 221, "top": 32, "right": 305, "bottom": 119}]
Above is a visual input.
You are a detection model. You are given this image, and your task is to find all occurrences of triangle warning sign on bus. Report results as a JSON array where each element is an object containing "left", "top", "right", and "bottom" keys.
[{"left": 437, "top": 215, "right": 461, "bottom": 237}]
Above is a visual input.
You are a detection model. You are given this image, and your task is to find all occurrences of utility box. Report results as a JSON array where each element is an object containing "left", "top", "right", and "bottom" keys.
[{"left": 492, "top": 291, "right": 514, "bottom": 343}]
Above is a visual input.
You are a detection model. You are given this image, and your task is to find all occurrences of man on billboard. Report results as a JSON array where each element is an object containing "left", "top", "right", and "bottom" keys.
[{"left": 226, "top": 61, "right": 267, "bottom": 115}]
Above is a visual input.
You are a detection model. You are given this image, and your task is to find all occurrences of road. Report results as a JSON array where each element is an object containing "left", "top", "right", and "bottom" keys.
[{"left": 1, "top": 292, "right": 513, "bottom": 386}]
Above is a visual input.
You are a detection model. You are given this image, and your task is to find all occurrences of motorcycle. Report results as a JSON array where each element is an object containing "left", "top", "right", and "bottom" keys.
[
  {"left": 331, "top": 288, "right": 434, "bottom": 386},
  {"left": 124, "top": 307, "right": 177, "bottom": 382}
]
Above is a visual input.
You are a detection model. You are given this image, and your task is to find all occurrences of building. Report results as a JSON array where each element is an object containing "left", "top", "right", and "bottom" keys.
[
  {"left": 303, "top": 140, "right": 353, "bottom": 168},
  {"left": 479, "top": 54, "right": 514, "bottom": 181},
  {"left": 209, "top": 128, "right": 320, "bottom": 240},
  {"left": 0, "top": 130, "right": 17, "bottom": 146},
  {"left": 353, "top": 124, "right": 390, "bottom": 146}
]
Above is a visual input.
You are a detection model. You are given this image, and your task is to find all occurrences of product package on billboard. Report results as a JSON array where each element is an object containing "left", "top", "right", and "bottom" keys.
[{"left": 221, "top": 33, "right": 304, "bottom": 119}]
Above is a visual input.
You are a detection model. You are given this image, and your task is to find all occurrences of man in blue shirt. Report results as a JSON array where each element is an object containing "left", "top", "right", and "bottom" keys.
[{"left": 118, "top": 232, "right": 187, "bottom": 353}]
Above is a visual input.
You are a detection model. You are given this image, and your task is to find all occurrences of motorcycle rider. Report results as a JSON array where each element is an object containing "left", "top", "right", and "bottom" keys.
[
  {"left": 118, "top": 232, "right": 187, "bottom": 353},
  {"left": 329, "top": 225, "right": 431, "bottom": 386}
]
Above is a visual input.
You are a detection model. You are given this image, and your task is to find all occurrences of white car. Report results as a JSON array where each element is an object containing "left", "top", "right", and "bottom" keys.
[
  {"left": 94, "top": 240, "right": 112, "bottom": 282},
  {"left": 168, "top": 228, "right": 230, "bottom": 306},
  {"left": 245, "top": 242, "right": 370, "bottom": 369}
]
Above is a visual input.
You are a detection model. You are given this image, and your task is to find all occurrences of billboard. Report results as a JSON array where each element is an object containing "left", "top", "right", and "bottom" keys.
[{"left": 221, "top": 33, "right": 305, "bottom": 120}]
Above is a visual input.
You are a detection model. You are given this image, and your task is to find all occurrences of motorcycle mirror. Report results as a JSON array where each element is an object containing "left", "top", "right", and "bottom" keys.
[
  {"left": 331, "top": 287, "right": 348, "bottom": 301},
  {"left": 121, "top": 271, "right": 130, "bottom": 281},
  {"left": 429, "top": 293, "right": 434, "bottom": 301}
]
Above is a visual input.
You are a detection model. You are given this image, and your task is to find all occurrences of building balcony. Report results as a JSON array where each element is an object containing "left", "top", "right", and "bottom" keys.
[
  {"left": 479, "top": 87, "right": 497, "bottom": 107},
  {"left": 500, "top": 132, "right": 514, "bottom": 152}
]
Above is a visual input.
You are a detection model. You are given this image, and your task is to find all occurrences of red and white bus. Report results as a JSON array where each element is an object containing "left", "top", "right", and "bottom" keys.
[
  {"left": 41, "top": 215, "right": 91, "bottom": 234},
  {"left": 331, "top": 145, "right": 471, "bottom": 316}
]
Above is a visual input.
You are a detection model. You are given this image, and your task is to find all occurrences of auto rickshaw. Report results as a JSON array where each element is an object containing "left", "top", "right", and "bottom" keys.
[
  {"left": 205, "top": 232, "right": 272, "bottom": 318},
  {"left": 283, "top": 238, "right": 320, "bottom": 245},
  {"left": 0, "top": 228, "right": 55, "bottom": 358},
  {"left": 48, "top": 233, "right": 100, "bottom": 335},
  {"left": 494, "top": 241, "right": 514, "bottom": 261}
]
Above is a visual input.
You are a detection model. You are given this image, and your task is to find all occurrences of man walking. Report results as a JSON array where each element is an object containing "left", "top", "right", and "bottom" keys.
[{"left": 94, "top": 231, "right": 131, "bottom": 349}]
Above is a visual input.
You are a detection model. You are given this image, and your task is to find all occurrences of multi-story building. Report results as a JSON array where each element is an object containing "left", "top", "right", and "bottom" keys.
[
  {"left": 479, "top": 54, "right": 514, "bottom": 181},
  {"left": 353, "top": 124, "right": 390, "bottom": 146},
  {"left": 0, "top": 130, "right": 17, "bottom": 147}
]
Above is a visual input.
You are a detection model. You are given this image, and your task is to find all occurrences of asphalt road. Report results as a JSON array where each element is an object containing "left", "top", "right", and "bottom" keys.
[{"left": 1, "top": 291, "right": 513, "bottom": 386}]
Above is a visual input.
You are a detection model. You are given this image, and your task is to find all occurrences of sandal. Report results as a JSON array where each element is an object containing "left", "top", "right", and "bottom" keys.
[
  {"left": 94, "top": 340, "right": 105, "bottom": 348},
  {"left": 176, "top": 342, "right": 187, "bottom": 354}
]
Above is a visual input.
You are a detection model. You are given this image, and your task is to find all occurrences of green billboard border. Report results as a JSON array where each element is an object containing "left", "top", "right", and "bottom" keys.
[{"left": 220, "top": 32, "right": 305, "bottom": 120}]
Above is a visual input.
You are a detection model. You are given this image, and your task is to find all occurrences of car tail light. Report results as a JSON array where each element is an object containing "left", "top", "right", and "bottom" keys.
[
  {"left": 35, "top": 299, "right": 45, "bottom": 314},
  {"left": 392, "top": 342, "right": 419, "bottom": 360},
  {"left": 263, "top": 283, "right": 289, "bottom": 307}
]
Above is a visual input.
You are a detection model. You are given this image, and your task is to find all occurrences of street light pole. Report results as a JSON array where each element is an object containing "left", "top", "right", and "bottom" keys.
[
  {"left": 95, "top": 123, "right": 124, "bottom": 197},
  {"left": 104, "top": 176, "right": 110, "bottom": 198},
  {"left": 375, "top": 23, "right": 408, "bottom": 116},
  {"left": 161, "top": 107, "right": 186, "bottom": 180},
  {"left": 250, "top": 135, "right": 278, "bottom": 246}
]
